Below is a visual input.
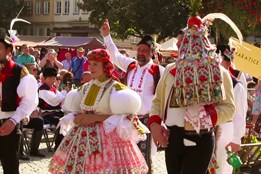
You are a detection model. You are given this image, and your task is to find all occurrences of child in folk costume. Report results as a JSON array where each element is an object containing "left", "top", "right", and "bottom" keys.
[{"left": 49, "top": 48, "right": 149, "bottom": 174}]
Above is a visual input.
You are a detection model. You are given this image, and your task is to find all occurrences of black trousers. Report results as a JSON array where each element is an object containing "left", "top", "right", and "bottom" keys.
[
  {"left": 42, "top": 111, "right": 63, "bottom": 126},
  {"left": 42, "top": 112, "right": 64, "bottom": 149},
  {"left": 20, "top": 117, "right": 44, "bottom": 154},
  {"left": 165, "top": 126, "right": 214, "bottom": 174},
  {"left": 0, "top": 121, "right": 21, "bottom": 174},
  {"left": 137, "top": 116, "right": 153, "bottom": 174},
  {"left": 23, "top": 117, "right": 44, "bottom": 131}
]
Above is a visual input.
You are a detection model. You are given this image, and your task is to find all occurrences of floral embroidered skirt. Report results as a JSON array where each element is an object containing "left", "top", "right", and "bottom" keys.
[{"left": 49, "top": 123, "right": 148, "bottom": 174}]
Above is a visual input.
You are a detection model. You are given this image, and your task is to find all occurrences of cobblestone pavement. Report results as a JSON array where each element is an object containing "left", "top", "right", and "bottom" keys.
[
  {"left": 0, "top": 143, "right": 167, "bottom": 174},
  {"left": 0, "top": 142, "right": 255, "bottom": 174}
]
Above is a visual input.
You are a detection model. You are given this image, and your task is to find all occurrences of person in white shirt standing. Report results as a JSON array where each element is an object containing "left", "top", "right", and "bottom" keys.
[
  {"left": 61, "top": 52, "right": 72, "bottom": 71},
  {"left": 101, "top": 19, "right": 165, "bottom": 174},
  {"left": 215, "top": 44, "right": 247, "bottom": 174},
  {"left": 0, "top": 28, "right": 38, "bottom": 174}
]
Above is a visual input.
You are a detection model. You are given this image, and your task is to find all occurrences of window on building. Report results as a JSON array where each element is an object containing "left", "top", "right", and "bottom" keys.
[
  {"left": 73, "top": 0, "right": 79, "bottom": 14},
  {"left": 30, "top": 27, "right": 33, "bottom": 35},
  {"left": 64, "top": 0, "right": 70, "bottom": 14},
  {"left": 44, "top": 0, "right": 50, "bottom": 15},
  {"left": 19, "top": 28, "right": 26, "bottom": 35},
  {"left": 55, "top": 0, "right": 62, "bottom": 14},
  {"left": 38, "top": 28, "right": 44, "bottom": 36},
  {"left": 46, "top": 28, "right": 51, "bottom": 36},
  {"left": 25, "top": 1, "right": 33, "bottom": 15},
  {"left": 131, "top": 36, "right": 139, "bottom": 44},
  {"left": 35, "top": 1, "right": 41, "bottom": 15}
]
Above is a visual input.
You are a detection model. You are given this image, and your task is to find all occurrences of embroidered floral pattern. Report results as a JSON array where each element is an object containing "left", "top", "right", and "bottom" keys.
[
  {"left": 49, "top": 78, "right": 148, "bottom": 174},
  {"left": 49, "top": 124, "right": 148, "bottom": 174},
  {"left": 184, "top": 106, "right": 213, "bottom": 133},
  {"left": 78, "top": 79, "right": 114, "bottom": 157},
  {"left": 80, "top": 79, "right": 113, "bottom": 111},
  {"left": 129, "top": 67, "right": 148, "bottom": 93},
  {"left": 126, "top": 114, "right": 146, "bottom": 134},
  {"left": 171, "top": 27, "right": 223, "bottom": 107},
  {"left": 87, "top": 123, "right": 102, "bottom": 154}
]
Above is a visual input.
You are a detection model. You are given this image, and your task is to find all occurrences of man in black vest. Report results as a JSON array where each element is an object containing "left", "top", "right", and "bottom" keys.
[
  {"left": 38, "top": 67, "right": 70, "bottom": 150},
  {"left": 0, "top": 28, "right": 39, "bottom": 174}
]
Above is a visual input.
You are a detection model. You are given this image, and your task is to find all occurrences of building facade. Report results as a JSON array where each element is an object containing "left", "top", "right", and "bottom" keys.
[
  {"left": 21, "top": 0, "right": 99, "bottom": 37},
  {"left": 19, "top": 0, "right": 140, "bottom": 52}
]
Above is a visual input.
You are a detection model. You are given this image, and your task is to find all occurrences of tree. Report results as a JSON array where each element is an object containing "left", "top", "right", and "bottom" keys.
[
  {"left": 201, "top": 0, "right": 261, "bottom": 43},
  {"left": 0, "top": 0, "right": 25, "bottom": 31},
  {"left": 78, "top": 0, "right": 191, "bottom": 41},
  {"left": 79, "top": 0, "right": 261, "bottom": 42}
]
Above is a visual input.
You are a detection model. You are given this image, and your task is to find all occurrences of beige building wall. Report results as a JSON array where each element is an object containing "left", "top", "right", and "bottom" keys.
[
  {"left": 20, "top": 0, "right": 139, "bottom": 50},
  {"left": 53, "top": 0, "right": 90, "bottom": 22},
  {"left": 21, "top": 0, "right": 93, "bottom": 36},
  {"left": 22, "top": 0, "right": 55, "bottom": 36},
  {"left": 52, "top": 0, "right": 94, "bottom": 36}
]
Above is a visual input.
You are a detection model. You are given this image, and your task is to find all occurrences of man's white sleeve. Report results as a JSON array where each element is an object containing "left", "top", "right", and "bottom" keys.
[{"left": 11, "top": 74, "right": 39, "bottom": 123}]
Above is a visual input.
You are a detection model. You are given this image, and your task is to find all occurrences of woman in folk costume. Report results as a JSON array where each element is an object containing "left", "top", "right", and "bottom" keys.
[
  {"left": 49, "top": 48, "right": 149, "bottom": 174},
  {"left": 147, "top": 2, "right": 245, "bottom": 173}
]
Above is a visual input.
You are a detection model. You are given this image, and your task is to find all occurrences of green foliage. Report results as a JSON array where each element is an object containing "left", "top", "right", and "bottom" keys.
[
  {"left": 201, "top": 0, "right": 261, "bottom": 43},
  {"left": 189, "top": 0, "right": 203, "bottom": 16},
  {"left": 78, "top": 0, "right": 191, "bottom": 41},
  {"left": 78, "top": 0, "right": 260, "bottom": 42},
  {"left": 0, "top": 0, "right": 25, "bottom": 30},
  {"left": 242, "top": 133, "right": 259, "bottom": 144},
  {"left": 242, "top": 133, "right": 261, "bottom": 162}
]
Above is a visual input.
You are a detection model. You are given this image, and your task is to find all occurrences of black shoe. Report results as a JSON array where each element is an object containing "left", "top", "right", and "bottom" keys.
[
  {"left": 19, "top": 153, "right": 30, "bottom": 160},
  {"left": 30, "top": 150, "right": 46, "bottom": 157}
]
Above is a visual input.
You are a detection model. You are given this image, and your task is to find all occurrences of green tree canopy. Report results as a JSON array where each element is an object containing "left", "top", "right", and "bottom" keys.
[
  {"left": 0, "top": 0, "right": 25, "bottom": 31},
  {"left": 201, "top": 0, "right": 261, "bottom": 43},
  {"left": 79, "top": 0, "right": 261, "bottom": 42},
  {"left": 79, "top": 0, "right": 191, "bottom": 41}
]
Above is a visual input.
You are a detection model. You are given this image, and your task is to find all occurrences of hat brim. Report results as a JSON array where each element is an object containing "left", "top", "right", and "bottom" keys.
[
  {"left": 4, "top": 36, "right": 12, "bottom": 45},
  {"left": 49, "top": 52, "right": 57, "bottom": 56}
]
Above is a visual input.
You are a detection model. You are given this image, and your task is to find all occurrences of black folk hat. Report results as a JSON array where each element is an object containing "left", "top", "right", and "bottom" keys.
[
  {"left": 216, "top": 44, "right": 232, "bottom": 62},
  {"left": 0, "top": 28, "right": 13, "bottom": 47},
  {"left": 43, "top": 67, "right": 58, "bottom": 78},
  {"left": 137, "top": 35, "right": 155, "bottom": 50}
]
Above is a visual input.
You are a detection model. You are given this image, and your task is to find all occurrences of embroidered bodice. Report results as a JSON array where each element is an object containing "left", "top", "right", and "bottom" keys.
[{"left": 80, "top": 78, "right": 114, "bottom": 112}]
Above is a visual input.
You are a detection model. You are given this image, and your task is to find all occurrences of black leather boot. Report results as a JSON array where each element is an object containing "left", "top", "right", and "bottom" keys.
[
  {"left": 54, "top": 128, "right": 64, "bottom": 151},
  {"left": 19, "top": 140, "right": 30, "bottom": 160},
  {"left": 30, "top": 130, "right": 46, "bottom": 157}
]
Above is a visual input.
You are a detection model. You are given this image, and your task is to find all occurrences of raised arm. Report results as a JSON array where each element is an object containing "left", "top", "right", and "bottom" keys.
[{"left": 101, "top": 19, "right": 135, "bottom": 71}]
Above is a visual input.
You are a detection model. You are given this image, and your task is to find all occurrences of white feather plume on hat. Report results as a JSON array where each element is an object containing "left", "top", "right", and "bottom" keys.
[
  {"left": 8, "top": 6, "right": 31, "bottom": 43},
  {"left": 202, "top": 13, "right": 243, "bottom": 44}
]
